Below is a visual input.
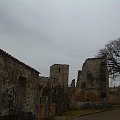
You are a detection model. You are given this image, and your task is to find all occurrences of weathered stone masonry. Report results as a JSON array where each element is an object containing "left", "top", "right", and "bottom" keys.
[
  {"left": 0, "top": 49, "right": 70, "bottom": 120},
  {"left": 0, "top": 49, "right": 113, "bottom": 119},
  {"left": 50, "top": 64, "right": 69, "bottom": 92},
  {"left": 0, "top": 49, "right": 40, "bottom": 119},
  {"left": 70, "top": 58, "right": 109, "bottom": 108}
]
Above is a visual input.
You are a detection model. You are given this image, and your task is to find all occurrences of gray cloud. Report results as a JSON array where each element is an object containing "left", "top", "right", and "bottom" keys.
[{"left": 0, "top": 0, "right": 120, "bottom": 84}]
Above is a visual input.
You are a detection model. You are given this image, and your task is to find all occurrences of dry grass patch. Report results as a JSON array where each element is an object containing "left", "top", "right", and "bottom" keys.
[{"left": 64, "top": 109, "right": 102, "bottom": 118}]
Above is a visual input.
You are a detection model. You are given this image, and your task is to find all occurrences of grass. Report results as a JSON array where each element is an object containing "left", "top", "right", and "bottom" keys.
[
  {"left": 64, "top": 105, "right": 120, "bottom": 119},
  {"left": 64, "top": 109, "right": 101, "bottom": 118}
]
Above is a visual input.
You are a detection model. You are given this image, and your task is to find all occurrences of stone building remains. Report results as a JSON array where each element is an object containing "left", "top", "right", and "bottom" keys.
[
  {"left": 0, "top": 49, "right": 40, "bottom": 120},
  {"left": 50, "top": 64, "right": 69, "bottom": 92},
  {"left": 71, "top": 58, "right": 109, "bottom": 108},
  {"left": 37, "top": 64, "right": 70, "bottom": 119},
  {"left": 0, "top": 48, "right": 70, "bottom": 120},
  {"left": 1, "top": 48, "right": 119, "bottom": 120}
]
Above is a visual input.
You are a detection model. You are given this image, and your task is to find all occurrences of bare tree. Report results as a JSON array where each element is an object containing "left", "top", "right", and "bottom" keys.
[{"left": 97, "top": 38, "right": 120, "bottom": 78}]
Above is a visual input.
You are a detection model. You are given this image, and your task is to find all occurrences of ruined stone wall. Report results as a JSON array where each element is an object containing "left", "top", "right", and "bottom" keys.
[
  {"left": 0, "top": 50, "right": 39, "bottom": 117},
  {"left": 50, "top": 64, "right": 69, "bottom": 92},
  {"left": 81, "top": 59, "right": 101, "bottom": 88},
  {"left": 77, "top": 58, "right": 109, "bottom": 90},
  {"left": 38, "top": 77, "right": 58, "bottom": 120},
  {"left": 109, "top": 93, "right": 120, "bottom": 105},
  {"left": 76, "top": 70, "right": 82, "bottom": 88},
  {"left": 75, "top": 58, "right": 109, "bottom": 103},
  {"left": 70, "top": 79, "right": 75, "bottom": 88}
]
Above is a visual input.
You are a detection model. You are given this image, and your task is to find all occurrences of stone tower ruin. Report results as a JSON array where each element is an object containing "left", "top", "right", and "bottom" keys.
[{"left": 50, "top": 64, "right": 69, "bottom": 92}]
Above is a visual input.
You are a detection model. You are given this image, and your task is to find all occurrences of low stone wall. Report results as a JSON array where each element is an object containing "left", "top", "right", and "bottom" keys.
[
  {"left": 69, "top": 102, "right": 85, "bottom": 109},
  {"left": 69, "top": 102, "right": 109, "bottom": 109},
  {"left": 38, "top": 103, "right": 56, "bottom": 120},
  {"left": 0, "top": 112, "right": 35, "bottom": 120},
  {"left": 109, "top": 94, "right": 120, "bottom": 105}
]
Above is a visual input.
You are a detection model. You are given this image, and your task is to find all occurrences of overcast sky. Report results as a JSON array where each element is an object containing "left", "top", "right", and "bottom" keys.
[{"left": 0, "top": 0, "right": 120, "bottom": 84}]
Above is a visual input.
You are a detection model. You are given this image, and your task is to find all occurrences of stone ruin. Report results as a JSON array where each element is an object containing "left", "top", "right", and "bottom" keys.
[{"left": 0, "top": 48, "right": 112, "bottom": 119}]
